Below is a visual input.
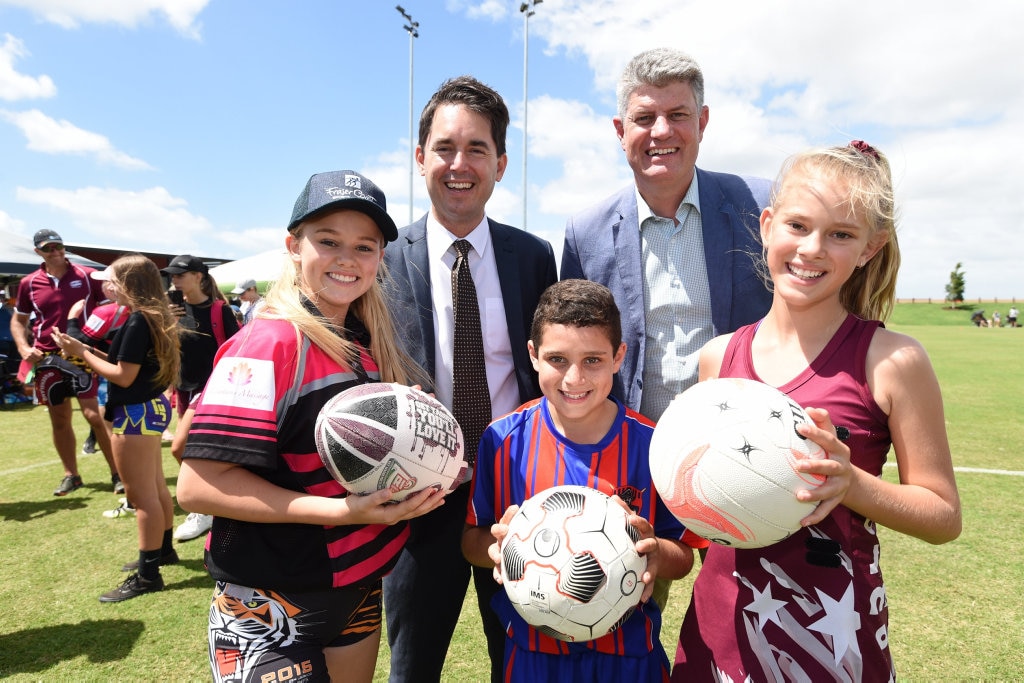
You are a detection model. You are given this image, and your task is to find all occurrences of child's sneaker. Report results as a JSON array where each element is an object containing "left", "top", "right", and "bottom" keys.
[
  {"left": 99, "top": 573, "right": 164, "bottom": 602},
  {"left": 174, "top": 512, "right": 213, "bottom": 541},
  {"left": 103, "top": 498, "right": 135, "bottom": 519}
]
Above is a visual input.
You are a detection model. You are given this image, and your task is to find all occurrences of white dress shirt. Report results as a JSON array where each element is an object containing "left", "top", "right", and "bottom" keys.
[{"left": 426, "top": 214, "right": 520, "bottom": 420}]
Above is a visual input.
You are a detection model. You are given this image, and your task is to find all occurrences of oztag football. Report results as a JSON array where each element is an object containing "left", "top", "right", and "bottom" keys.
[
  {"left": 315, "top": 383, "right": 469, "bottom": 501},
  {"left": 500, "top": 485, "right": 647, "bottom": 642},
  {"left": 649, "top": 378, "right": 827, "bottom": 549}
]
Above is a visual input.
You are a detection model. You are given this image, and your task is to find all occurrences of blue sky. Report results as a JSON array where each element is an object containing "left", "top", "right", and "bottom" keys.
[{"left": 2, "top": 0, "right": 1021, "bottom": 299}]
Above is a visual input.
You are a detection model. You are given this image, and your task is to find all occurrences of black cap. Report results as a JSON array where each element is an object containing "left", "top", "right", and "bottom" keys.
[
  {"left": 34, "top": 229, "right": 63, "bottom": 248},
  {"left": 161, "top": 254, "right": 209, "bottom": 275},
  {"left": 287, "top": 170, "right": 398, "bottom": 242}
]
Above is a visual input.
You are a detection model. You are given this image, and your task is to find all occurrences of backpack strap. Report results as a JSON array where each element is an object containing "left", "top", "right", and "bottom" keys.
[{"left": 211, "top": 299, "right": 227, "bottom": 347}]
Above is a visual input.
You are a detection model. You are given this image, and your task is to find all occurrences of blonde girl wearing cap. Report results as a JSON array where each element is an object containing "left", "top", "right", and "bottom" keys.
[
  {"left": 53, "top": 254, "right": 181, "bottom": 602},
  {"left": 176, "top": 170, "right": 444, "bottom": 682}
]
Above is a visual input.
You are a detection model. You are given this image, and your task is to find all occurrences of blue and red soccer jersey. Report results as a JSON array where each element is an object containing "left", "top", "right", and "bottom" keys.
[
  {"left": 184, "top": 316, "right": 409, "bottom": 592},
  {"left": 468, "top": 395, "right": 684, "bottom": 662}
]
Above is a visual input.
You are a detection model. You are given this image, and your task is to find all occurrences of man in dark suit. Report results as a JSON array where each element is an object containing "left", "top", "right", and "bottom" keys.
[
  {"left": 562, "top": 47, "right": 772, "bottom": 419},
  {"left": 383, "top": 75, "right": 557, "bottom": 683}
]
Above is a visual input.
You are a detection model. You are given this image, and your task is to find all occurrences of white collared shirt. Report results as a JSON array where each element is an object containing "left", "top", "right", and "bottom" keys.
[
  {"left": 426, "top": 214, "right": 519, "bottom": 420},
  {"left": 635, "top": 176, "right": 714, "bottom": 421}
]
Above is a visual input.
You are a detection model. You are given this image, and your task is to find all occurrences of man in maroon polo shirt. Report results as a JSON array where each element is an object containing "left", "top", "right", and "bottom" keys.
[{"left": 10, "top": 229, "right": 118, "bottom": 496}]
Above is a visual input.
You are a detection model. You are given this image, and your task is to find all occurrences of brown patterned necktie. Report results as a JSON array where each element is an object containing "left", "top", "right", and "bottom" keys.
[{"left": 451, "top": 239, "right": 491, "bottom": 466}]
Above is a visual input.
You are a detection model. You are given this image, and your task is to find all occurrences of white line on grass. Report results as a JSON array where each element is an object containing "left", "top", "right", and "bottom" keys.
[
  {"left": 883, "top": 463, "right": 1024, "bottom": 476},
  {"left": 0, "top": 451, "right": 102, "bottom": 477}
]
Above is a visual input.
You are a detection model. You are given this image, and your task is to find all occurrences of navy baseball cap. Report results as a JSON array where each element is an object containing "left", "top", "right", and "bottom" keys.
[
  {"left": 287, "top": 170, "right": 398, "bottom": 242},
  {"left": 161, "top": 254, "right": 209, "bottom": 275},
  {"left": 34, "top": 229, "right": 63, "bottom": 248}
]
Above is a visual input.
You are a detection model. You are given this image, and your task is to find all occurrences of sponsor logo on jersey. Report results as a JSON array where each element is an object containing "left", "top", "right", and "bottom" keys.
[{"left": 204, "top": 357, "right": 275, "bottom": 412}]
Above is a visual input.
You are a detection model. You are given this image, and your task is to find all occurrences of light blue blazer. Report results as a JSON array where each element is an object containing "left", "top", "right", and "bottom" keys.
[{"left": 560, "top": 168, "right": 773, "bottom": 412}]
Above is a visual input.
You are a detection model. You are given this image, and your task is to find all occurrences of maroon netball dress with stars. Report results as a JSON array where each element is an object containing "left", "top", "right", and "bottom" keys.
[{"left": 673, "top": 314, "right": 897, "bottom": 683}]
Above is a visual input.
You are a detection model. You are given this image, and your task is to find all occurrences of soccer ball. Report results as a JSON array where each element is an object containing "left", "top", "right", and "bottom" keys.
[
  {"left": 314, "top": 383, "right": 469, "bottom": 501},
  {"left": 500, "top": 485, "right": 647, "bottom": 642},
  {"left": 649, "top": 378, "right": 827, "bottom": 549}
]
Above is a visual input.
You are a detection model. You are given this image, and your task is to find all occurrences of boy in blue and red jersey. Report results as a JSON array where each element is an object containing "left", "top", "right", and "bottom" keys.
[{"left": 463, "top": 279, "right": 695, "bottom": 682}]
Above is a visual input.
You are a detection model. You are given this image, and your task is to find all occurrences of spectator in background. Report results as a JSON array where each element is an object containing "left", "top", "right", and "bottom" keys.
[
  {"left": 992, "top": 310, "right": 1002, "bottom": 327},
  {"left": 230, "top": 278, "right": 264, "bottom": 325},
  {"left": 54, "top": 254, "right": 182, "bottom": 602},
  {"left": 160, "top": 254, "right": 239, "bottom": 542},
  {"left": 66, "top": 266, "right": 130, "bottom": 496},
  {"left": 10, "top": 229, "right": 115, "bottom": 496},
  {"left": 0, "top": 288, "right": 18, "bottom": 378},
  {"left": 1008, "top": 306, "right": 1018, "bottom": 327}
]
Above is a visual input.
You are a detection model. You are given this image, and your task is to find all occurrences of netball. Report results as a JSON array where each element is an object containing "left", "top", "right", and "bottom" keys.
[{"left": 649, "top": 378, "right": 827, "bottom": 549}]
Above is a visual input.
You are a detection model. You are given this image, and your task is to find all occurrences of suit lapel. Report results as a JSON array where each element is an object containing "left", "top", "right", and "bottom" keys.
[
  {"left": 696, "top": 169, "right": 734, "bottom": 334},
  {"left": 610, "top": 192, "right": 643, "bottom": 315},
  {"left": 398, "top": 218, "right": 436, "bottom": 376},
  {"left": 611, "top": 189, "right": 645, "bottom": 335},
  {"left": 490, "top": 220, "right": 530, "bottom": 397},
  {"left": 610, "top": 190, "right": 646, "bottom": 409}
]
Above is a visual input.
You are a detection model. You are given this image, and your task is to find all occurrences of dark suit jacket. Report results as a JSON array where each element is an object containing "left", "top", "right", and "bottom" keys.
[
  {"left": 560, "top": 168, "right": 773, "bottom": 412},
  {"left": 383, "top": 215, "right": 557, "bottom": 404}
]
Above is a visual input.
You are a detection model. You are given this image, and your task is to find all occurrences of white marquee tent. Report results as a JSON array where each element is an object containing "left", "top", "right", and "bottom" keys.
[{"left": 209, "top": 249, "right": 288, "bottom": 294}]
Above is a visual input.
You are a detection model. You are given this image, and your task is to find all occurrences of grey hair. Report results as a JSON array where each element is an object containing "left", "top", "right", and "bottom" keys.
[{"left": 616, "top": 47, "right": 705, "bottom": 119}]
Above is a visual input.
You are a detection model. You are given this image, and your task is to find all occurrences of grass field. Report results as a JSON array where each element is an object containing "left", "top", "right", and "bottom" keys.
[{"left": 1, "top": 302, "right": 1021, "bottom": 680}]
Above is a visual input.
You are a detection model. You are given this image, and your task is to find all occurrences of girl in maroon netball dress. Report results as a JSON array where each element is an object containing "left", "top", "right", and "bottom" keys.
[{"left": 672, "top": 142, "right": 962, "bottom": 682}]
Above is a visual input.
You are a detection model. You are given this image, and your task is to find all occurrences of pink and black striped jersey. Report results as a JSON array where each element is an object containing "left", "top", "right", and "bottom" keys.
[{"left": 184, "top": 315, "right": 410, "bottom": 592}]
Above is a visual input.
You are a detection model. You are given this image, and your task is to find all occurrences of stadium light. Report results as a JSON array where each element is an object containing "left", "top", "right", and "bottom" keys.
[
  {"left": 396, "top": 5, "right": 419, "bottom": 224},
  {"left": 520, "top": 0, "right": 541, "bottom": 231}
]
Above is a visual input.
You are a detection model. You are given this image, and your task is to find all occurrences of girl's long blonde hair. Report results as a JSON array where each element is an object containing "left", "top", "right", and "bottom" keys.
[
  {"left": 108, "top": 254, "right": 181, "bottom": 389},
  {"left": 770, "top": 142, "right": 901, "bottom": 322},
  {"left": 259, "top": 227, "right": 426, "bottom": 386}
]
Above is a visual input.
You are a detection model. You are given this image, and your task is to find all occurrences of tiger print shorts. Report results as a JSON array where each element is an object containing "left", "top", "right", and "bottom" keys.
[{"left": 207, "top": 580, "right": 382, "bottom": 683}]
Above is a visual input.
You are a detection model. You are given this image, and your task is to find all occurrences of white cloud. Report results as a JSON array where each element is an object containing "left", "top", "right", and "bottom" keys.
[
  {"left": 0, "top": 208, "right": 27, "bottom": 234},
  {"left": 523, "top": 94, "right": 632, "bottom": 215},
  {"left": 448, "top": 0, "right": 508, "bottom": 22},
  {"left": 1, "top": 109, "right": 153, "bottom": 169},
  {"left": 0, "top": 0, "right": 210, "bottom": 38},
  {"left": 0, "top": 34, "right": 57, "bottom": 101},
  {"left": 15, "top": 185, "right": 215, "bottom": 251}
]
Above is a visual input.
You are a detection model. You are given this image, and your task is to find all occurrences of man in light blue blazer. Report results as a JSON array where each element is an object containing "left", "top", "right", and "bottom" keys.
[
  {"left": 383, "top": 76, "right": 556, "bottom": 683},
  {"left": 562, "top": 48, "right": 772, "bottom": 420}
]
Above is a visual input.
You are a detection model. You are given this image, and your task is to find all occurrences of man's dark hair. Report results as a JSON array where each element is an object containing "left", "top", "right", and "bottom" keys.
[{"left": 418, "top": 75, "right": 509, "bottom": 156}]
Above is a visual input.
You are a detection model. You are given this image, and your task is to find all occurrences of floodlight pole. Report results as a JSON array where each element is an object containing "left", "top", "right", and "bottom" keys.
[
  {"left": 397, "top": 6, "right": 419, "bottom": 224},
  {"left": 519, "top": 1, "right": 541, "bottom": 231}
]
